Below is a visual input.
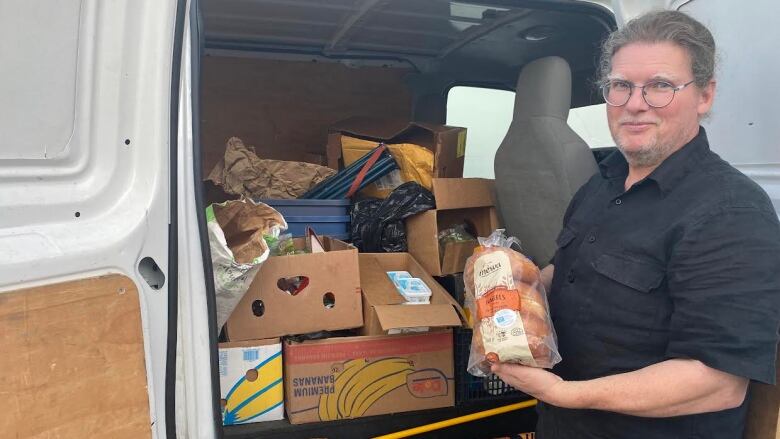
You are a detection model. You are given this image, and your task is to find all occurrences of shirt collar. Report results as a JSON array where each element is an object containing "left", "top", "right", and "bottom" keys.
[{"left": 598, "top": 126, "right": 710, "bottom": 194}]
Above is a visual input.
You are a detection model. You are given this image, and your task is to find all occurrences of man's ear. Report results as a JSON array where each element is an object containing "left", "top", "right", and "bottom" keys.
[{"left": 697, "top": 80, "right": 716, "bottom": 117}]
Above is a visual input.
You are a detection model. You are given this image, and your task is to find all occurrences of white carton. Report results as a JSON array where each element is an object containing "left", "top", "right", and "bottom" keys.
[{"left": 218, "top": 339, "right": 284, "bottom": 425}]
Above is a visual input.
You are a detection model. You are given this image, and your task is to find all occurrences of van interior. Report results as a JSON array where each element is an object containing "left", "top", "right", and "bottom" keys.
[{"left": 198, "top": 0, "right": 615, "bottom": 436}]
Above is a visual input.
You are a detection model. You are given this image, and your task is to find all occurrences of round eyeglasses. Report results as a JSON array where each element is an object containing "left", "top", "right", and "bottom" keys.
[{"left": 602, "top": 79, "right": 695, "bottom": 108}]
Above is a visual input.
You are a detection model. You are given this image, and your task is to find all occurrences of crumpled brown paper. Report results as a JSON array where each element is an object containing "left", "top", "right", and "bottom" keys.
[
  {"left": 212, "top": 199, "right": 287, "bottom": 264},
  {"left": 207, "top": 137, "right": 336, "bottom": 199}
]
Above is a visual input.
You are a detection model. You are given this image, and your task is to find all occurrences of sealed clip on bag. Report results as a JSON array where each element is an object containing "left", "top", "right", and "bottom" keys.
[{"left": 464, "top": 229, "right": 561, "bottom": 376}]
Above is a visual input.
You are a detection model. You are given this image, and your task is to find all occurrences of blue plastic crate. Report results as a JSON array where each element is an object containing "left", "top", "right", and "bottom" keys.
[{"left": 259, "top": 199, "right": 351, "bottom": 241}]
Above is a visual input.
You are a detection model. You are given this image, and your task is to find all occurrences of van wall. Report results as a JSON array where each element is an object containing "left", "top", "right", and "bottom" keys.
[{"left": 201, "top": 55, "right": 414, "bottom": 173}]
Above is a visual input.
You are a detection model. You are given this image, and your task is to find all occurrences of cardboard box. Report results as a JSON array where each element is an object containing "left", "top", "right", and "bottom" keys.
[
  {"left": 326, "top": 117, "right": 466, "bottom": 178},
  {"left": 358, "top": 252, "right": 465, "bottom": 335},
  {"left": 283, "top": 331, "right": 455, "bottom": 424},
  {"left": 224, "top": 237, "right": 363, "bottom": 340},
  {"left": 406, "top": 178, "right": 500, "bottom": 276},
  {"left": 218, "top": 339, "right": 284, "bottom": 425}
]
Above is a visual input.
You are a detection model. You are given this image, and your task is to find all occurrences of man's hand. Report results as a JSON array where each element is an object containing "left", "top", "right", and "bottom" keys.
[
  {"left": 491, "top": 362, "right": 564, "bottom": 402},
  {"left": 540, "top": 264, "right": 554, "bottom": 292}
]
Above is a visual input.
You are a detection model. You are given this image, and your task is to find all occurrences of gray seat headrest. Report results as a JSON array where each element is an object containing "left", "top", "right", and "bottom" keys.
[{"left": 514, "top": 56, "right": 572, "bottom": 120}]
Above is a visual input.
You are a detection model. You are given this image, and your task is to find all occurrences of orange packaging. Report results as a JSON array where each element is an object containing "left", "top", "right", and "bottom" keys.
[{"left": 475, "top": 287, "right": 521, "bottom": 321}]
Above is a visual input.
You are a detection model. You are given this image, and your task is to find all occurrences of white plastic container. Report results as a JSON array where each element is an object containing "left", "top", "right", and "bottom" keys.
[{"left": 396, "top": 277, "right": 432, "bottom": 304}]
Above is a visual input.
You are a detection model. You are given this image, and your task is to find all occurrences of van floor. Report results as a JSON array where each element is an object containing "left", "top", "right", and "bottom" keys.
[{"left": 223, "top": 397, "right": 537, "bottom": 438}]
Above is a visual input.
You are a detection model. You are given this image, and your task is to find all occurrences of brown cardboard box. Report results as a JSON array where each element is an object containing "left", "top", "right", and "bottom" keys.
[
  {"left": 283, "top": 331, "right": 455, "bottom": 424},
  {"left": 326, "top": 117, "right": 466, "bottom": 178},
  {"left": 224, "top": 237, "right": 362, "bottom": 340},
  {"left": 406, "top": 178, "right": 500, "bottom": 276},
  {"left": 358, "top": 252, "right": 465, "bottom": 335},
  {"left": 303, "top": 151, "right": 329, "bottom": 167}
]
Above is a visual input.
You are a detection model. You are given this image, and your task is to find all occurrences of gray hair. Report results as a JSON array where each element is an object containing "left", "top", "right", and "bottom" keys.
[{"left": 598, "top": 10, "right": 716, "bottom": 88}]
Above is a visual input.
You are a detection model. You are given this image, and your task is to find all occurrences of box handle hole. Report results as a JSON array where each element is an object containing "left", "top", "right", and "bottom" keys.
[
  {"left": 245, "top": 369, "right": 258, "bottom": 382},
  {"left": 323, "top": 292, "right": 335, "bottom": 309},
  {"left": 251, "top": 299, "right": 265, "bottom": 317},
  {"left": 277, "top": 276, "right": 309, "bottom": 295}
]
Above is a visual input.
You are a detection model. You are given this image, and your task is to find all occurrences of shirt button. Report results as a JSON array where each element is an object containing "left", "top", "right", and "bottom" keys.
[
  {"left": 615, "top": 198, "right": 622, "bottom": 205},
  {"left": 587, "top": 235, "right": 596, "bottom": 243},
  {"left": 567, "top": 270, "right": 576, "bottom": 283}
]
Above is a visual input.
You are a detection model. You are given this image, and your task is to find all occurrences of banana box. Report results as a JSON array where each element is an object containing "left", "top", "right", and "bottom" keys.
[
  {"left": 283, "top": 331, "right": 454, "bottom": 424},
  {"left": 218, "top": 339, "right": 284, "bottom": 425}
]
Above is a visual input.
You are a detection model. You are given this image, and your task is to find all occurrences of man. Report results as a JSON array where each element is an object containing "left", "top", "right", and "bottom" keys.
[{"left": 492, "top": 10, "right": 780, "bottom": 438}]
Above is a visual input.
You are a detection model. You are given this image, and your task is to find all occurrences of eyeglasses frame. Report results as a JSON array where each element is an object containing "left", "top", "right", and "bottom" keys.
[{"left": 601, "top": 79, "right": 696, "bottom": 108}]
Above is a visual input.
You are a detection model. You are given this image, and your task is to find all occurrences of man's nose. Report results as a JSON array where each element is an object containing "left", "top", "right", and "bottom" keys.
[{"left": 625, "top": 87, "right": 650, "bottom": 112}]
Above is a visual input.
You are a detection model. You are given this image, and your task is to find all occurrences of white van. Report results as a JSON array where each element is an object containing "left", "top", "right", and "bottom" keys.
[{"left": 1, "top": 0, "right": 777, "bottom": 438}]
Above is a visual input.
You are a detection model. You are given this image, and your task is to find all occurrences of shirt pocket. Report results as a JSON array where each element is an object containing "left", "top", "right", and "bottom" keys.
[
  {"left": 589, "top": 252, "right": 667, "bottom": 344},
  {"left": 592, "top": 253, "right": 665, "bottom": 294},
  {"left": 555, "top": 226, "right": 577, "bottom": 249}
]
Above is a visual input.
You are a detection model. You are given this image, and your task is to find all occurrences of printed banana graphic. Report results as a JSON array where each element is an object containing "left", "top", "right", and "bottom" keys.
[
  {"left": 223, "top": 351, "right": 283, "bottom": 425},
  {"left": 319, "top": 357, "right": 414, "bottom": 421}
]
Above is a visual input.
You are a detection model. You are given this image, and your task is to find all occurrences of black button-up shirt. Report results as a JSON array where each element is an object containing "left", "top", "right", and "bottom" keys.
[{"left": 539, "top": 128, "right": 780, "bottom": 439}]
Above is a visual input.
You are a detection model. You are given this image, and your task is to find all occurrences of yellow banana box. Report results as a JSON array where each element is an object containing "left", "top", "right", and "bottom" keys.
[
  {"left": 218, "top": 339, "right": 284, "bottom": 425},
  {"left": 283, "top": 331, "right": 454, "bottom": 424}
]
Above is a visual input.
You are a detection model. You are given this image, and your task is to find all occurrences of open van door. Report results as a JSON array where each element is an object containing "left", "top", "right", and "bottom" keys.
[{"left": 0, "top": 1, "right": 206, "bottom": 437}]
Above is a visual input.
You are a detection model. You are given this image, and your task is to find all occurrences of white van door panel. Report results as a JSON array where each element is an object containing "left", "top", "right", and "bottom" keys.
[
  {"left": 0, "top": 0, "right": 81, "bottom": 160},
  {"left": 0, "top": 0, "right": 181, "bottom": 437},
  {"left": 679, "top": 0, "right": 780, "bottom": 214},
  {"left": 175, "top": 2, "right": 219, "bottom": 436}
]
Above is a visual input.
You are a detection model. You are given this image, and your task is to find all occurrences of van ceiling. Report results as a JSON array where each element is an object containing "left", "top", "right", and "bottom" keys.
[
  {"left": 204, "top": 1, "right": 613, "bottom": 66},
  {"left": 202, "top": 0, "right": 615, "bottom": 101}
]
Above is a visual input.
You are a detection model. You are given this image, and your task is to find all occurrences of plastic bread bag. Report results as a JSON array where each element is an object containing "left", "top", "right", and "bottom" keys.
[{"left": 464, "top": 229, "right": 561, "bottom": 376}]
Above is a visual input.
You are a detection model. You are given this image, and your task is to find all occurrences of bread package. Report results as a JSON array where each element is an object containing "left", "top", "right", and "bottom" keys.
[{"left": 464, "top": 230, "right": 561, "bottom": 376}]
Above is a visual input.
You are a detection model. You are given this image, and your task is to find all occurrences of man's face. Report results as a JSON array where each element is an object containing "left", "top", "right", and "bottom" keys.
[{"left": 606, "top": 42, "right": 715, "bottom": 167}]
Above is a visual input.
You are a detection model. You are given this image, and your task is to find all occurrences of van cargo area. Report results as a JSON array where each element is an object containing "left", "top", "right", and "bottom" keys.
[
  {"left": 7, "top": 0, "right": 779, "bottom": 438},
  {"left": 199, "top": 0, "right": 613, "bottom": 437}
]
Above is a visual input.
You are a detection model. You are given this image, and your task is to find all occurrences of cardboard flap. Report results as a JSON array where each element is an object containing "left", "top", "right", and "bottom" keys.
[
  {"left": 359, "top": 254, "right": 407, "bottom": 305},
  {"left": 219, "top": 338, "right": 280, "bottom": 349},
  {"left": 411, "top": 121, "right": 459, "bottom": 134},
  {"left": 330, "top": 116, "right": 421, "bottom": 141},
  {"left": 440, "top": 240, "right": 478, "bottom": 276},
  {"left": 404, "top": 211, "right": 441, "bottom": 276},
  {"left": 426, "top": 279, "right": 468, "bottom": 323},
  {"left": 432, "top": 178, "right": 496, "bottom": 210},
  {"left": 374, "top": 304, "right": 462, "bottom": 330}
]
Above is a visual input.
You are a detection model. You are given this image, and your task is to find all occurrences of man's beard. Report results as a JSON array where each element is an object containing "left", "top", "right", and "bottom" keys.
[{"left": 617, "top": 139, "right": 674, "bottom": 168}]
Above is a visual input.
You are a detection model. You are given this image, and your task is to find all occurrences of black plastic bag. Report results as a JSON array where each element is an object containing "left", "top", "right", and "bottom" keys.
[{"left": 350, "top": 182, "right": 435, "bottom": 252}]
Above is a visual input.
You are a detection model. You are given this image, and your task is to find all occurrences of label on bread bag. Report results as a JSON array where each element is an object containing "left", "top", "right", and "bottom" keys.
[
  {"left": 474, "top": 251, "right": 536, "bottom": 366},
  {"left": 474, "top": 251, "right": 515, "bottom": 296},
  {"left": 476, "top": 287, "right": 521, "bottom": 320}
]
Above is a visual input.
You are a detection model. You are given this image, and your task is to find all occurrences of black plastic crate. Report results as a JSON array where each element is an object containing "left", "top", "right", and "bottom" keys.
[
  {"left": 437, "top": 274, "right": 526, "bottom": 404},
  {"left": 454, "top": 327, "right": 524, "bottom": 404}
]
